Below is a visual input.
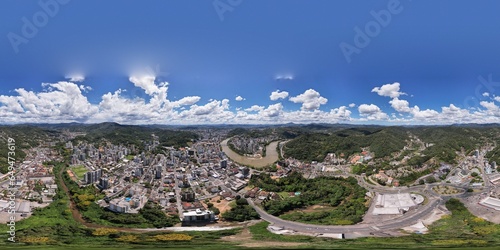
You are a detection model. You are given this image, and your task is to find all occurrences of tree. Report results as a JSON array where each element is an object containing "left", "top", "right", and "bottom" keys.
[{"left": 209, "top": 207, "right": 220, "bottom": 215}]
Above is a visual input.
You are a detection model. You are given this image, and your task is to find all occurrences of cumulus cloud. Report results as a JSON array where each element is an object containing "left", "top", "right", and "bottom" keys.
[
  {"left": 358, "top": 104, "right": 382, "bottom": 114},
  {"left": 171, "top": 96, "right": 201, "bottom": 107},
  {"left": 289, "top": 89, "right": 328, "bottom": 111},
  {"left": 480, "top": 101, "right": 500, "bottom": 113},
  {"left": 245, "top": 105, "right": 264, "bottom": 112},
  {"left": 413, "top": 108, "right": 439, "bottom": 120},
  {"left": 483, "top": 92, "right": 490, "bottom": 97},
  {"left": 358, "top": 104, "right": 388, "bottom": 120},
  {"left": 372, "top": 82, "right": 406, "bottom": 98},
  {"left": 330, "top": 106, "right": 352, "bottom": 120},
  {"left": 5, "top": 76, "right": 500, "bottom": 125},
  {"left": 235, "top": 96, "right": 245, "bottom": 101},
  {"left": 389, "top": 98, "right": 416, "bottom": 113},
  {"left": 129, "top": 75, "right": 168, "bottom": 95},
  {"left": 260, "top": 103, "right": 283, "bottom": 117},
  {"left": 270, "top": 90, "right": 289, "bottom": 101},
  {"left": 0, "top": 81, "right": 97, "bottom": 123}
]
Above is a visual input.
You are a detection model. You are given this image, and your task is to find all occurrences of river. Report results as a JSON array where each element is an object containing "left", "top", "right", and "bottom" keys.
[{"left": 220, "top": 138, "right": 280, "bottom": 168}]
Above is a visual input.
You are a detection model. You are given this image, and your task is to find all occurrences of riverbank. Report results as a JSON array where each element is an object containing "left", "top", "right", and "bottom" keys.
[{"left": 221, "top": 139, "right": 280, "bottom": 168}]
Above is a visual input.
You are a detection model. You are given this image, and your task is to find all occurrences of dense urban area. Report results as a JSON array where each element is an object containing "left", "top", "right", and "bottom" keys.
[{"left": 1, "top": 122, "right": 500, "bottom": 248}]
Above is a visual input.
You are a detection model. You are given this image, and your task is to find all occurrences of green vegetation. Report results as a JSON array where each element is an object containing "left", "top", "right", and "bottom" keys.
[
  {"left": 227, "top": 140, "right": 248, "bottom": 156},
  {"left": 72, "top": 122, "right": 198, "bottom": 151},
  {"left": 351, "top": 164, "right": 374, "bottom": 175},
  {"left": 411, "top": 126, "right": 488, "bottom": 164},
  {"left": 0, "top": 125, "right": 51, "bottom": 173},
  {"left": 250, "top": 172, "right": 368, "bottom": 225},
  {"left": 486, "top": 145, "right": 500, "bottom": 165},
  {"left": 284, "top": 127, "right": 408, "bottom": 162},
  {"left": 247, "top": 199, "right": 500, "bottom": 249},
  {"left": 221, "top": 198, "right": 259, "bottom": 222},
  {"left": 70, "top": 165, "right": 87, "bottom": 180},
  {"left": 284, "top": 126, "right": 500, "bottom": 165},
  {"left": 62, "top": 169, "right": 178, "bottom": 228}
]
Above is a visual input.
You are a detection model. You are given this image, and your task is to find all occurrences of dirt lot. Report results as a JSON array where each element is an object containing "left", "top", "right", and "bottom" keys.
[
  {"left": 461, "top": 195, "right": 500, "bottom": 224},
  {"left": 208, "top": 197, "right": 233, "bottom": 215}
]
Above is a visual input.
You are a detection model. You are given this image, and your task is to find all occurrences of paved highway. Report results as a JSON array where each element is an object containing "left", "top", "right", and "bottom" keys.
[
  {"left": 247, "top": 174, "right": 454, "bottom": 235},
  {"left": 248, "top": 195, "right": 444, "bottom": 234}
]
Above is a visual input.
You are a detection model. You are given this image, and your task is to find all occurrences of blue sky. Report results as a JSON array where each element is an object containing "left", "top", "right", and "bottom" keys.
[{"left": 1, "top": 0, "right": 500, "bottom": 124}]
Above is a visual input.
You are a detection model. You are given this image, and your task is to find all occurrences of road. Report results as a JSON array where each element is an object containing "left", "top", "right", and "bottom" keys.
[
  {"left": 248, "top": 197, "right": 443, "bottom": 234},
  {"left": 246, "top": 172, "right": 458, "bottom": 235}
]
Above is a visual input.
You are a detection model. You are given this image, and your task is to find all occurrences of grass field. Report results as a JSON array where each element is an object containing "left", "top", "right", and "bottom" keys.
[
  {"left": 70, "top": 165, "right": 88, "bottom": 180},
  {"left": 277, "top": 191, "right": 291, "bottom": 199}
]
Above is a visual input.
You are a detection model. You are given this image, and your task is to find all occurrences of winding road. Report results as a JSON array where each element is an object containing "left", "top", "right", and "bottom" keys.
[
  {"left": 246, "top": 174, "right": 464, "bottom": 236},
  {"left": 248, "top": 198, "right": 444, "bottom": 234}
]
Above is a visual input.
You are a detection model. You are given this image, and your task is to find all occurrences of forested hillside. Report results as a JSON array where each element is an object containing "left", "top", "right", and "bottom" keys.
[
  {"left": 72, "top": 122, "right": 199, "bottom": 149},
  {"left": 284, "top": 127, "right": 408, "bottom": 162},
  {"left": 0, "top": 126, "right": 50, "bottom": 173}
]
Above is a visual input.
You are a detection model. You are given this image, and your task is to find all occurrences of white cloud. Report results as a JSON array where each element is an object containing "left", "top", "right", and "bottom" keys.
[
  {"left": 5, "top": 77, "right": 500, "bottom": 125},
  {"left": 171, "top": 96, "right": 201, "bottom": 107},
  {"left": 389, "top": 98, "right": 417, "bottom": 113},
  {"left": 0, "top": 81, "right": 97, "bottom": 123},
  {"left": 330, "top": 106, "right": 352, "bottom": 120},
  {"left": 372, "top": 82, "right": 406, "bottom": 98},
  {"left": 413, "top": 108, "right": 439, "bottom": 120},
  {"left": 79, "top": 85, "right": 92, "bottom": 92},
  {"left": 259, "top": 103, "right": 283, "bottom": 117},
  {"left": 245, "top": 105, "right": 264, "bottom": 112},
  {"left": 289, "top": 89, "right": 328, "bottom": 111},
  {"left": 270, "top": 90, "right": 289, "bottom": 101},
  {"left": 358, "top": 104, "right": 381, "bottom": 114},
  {"left": 480, "top": 101, "right": 500, "bottom": 113},
  {"left": 235, "top": 96, "right": 245, "bottom": 101},
  {"left": 129, "top": 75, "right": 168, "bottom": 96},
  {"left": 483, "top": 92, "right": 490, "bottom": 97},
  {"left": 358, "top": 104, "right": 388, "bottom": 120}
]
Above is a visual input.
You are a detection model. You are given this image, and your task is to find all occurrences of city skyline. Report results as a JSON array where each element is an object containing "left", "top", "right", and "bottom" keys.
[{"left": 2, "top": 0, "right": 500, "bottom": 125}]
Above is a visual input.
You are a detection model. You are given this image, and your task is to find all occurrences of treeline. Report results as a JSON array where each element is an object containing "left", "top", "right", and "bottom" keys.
[
  {"left": 284, "top": 126, "right": 500, "bottom": 164},
  {"left": 72, "top": 122, "right": 198, "bottom": 150},
  {"left": 486, "top": 145, "right": 500, "bottom": 167},
  {"left": 250, "top": 172, "right": 368, "bottom": 225},
  {"left": 284, "top": 127, "right": 408, "bottom": 162},
  {"left": 222, "top": 198, "right": 260, "bottom": 222},
  {"left": 410, "top": 126, "right": 488, "bottom": 164}
]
